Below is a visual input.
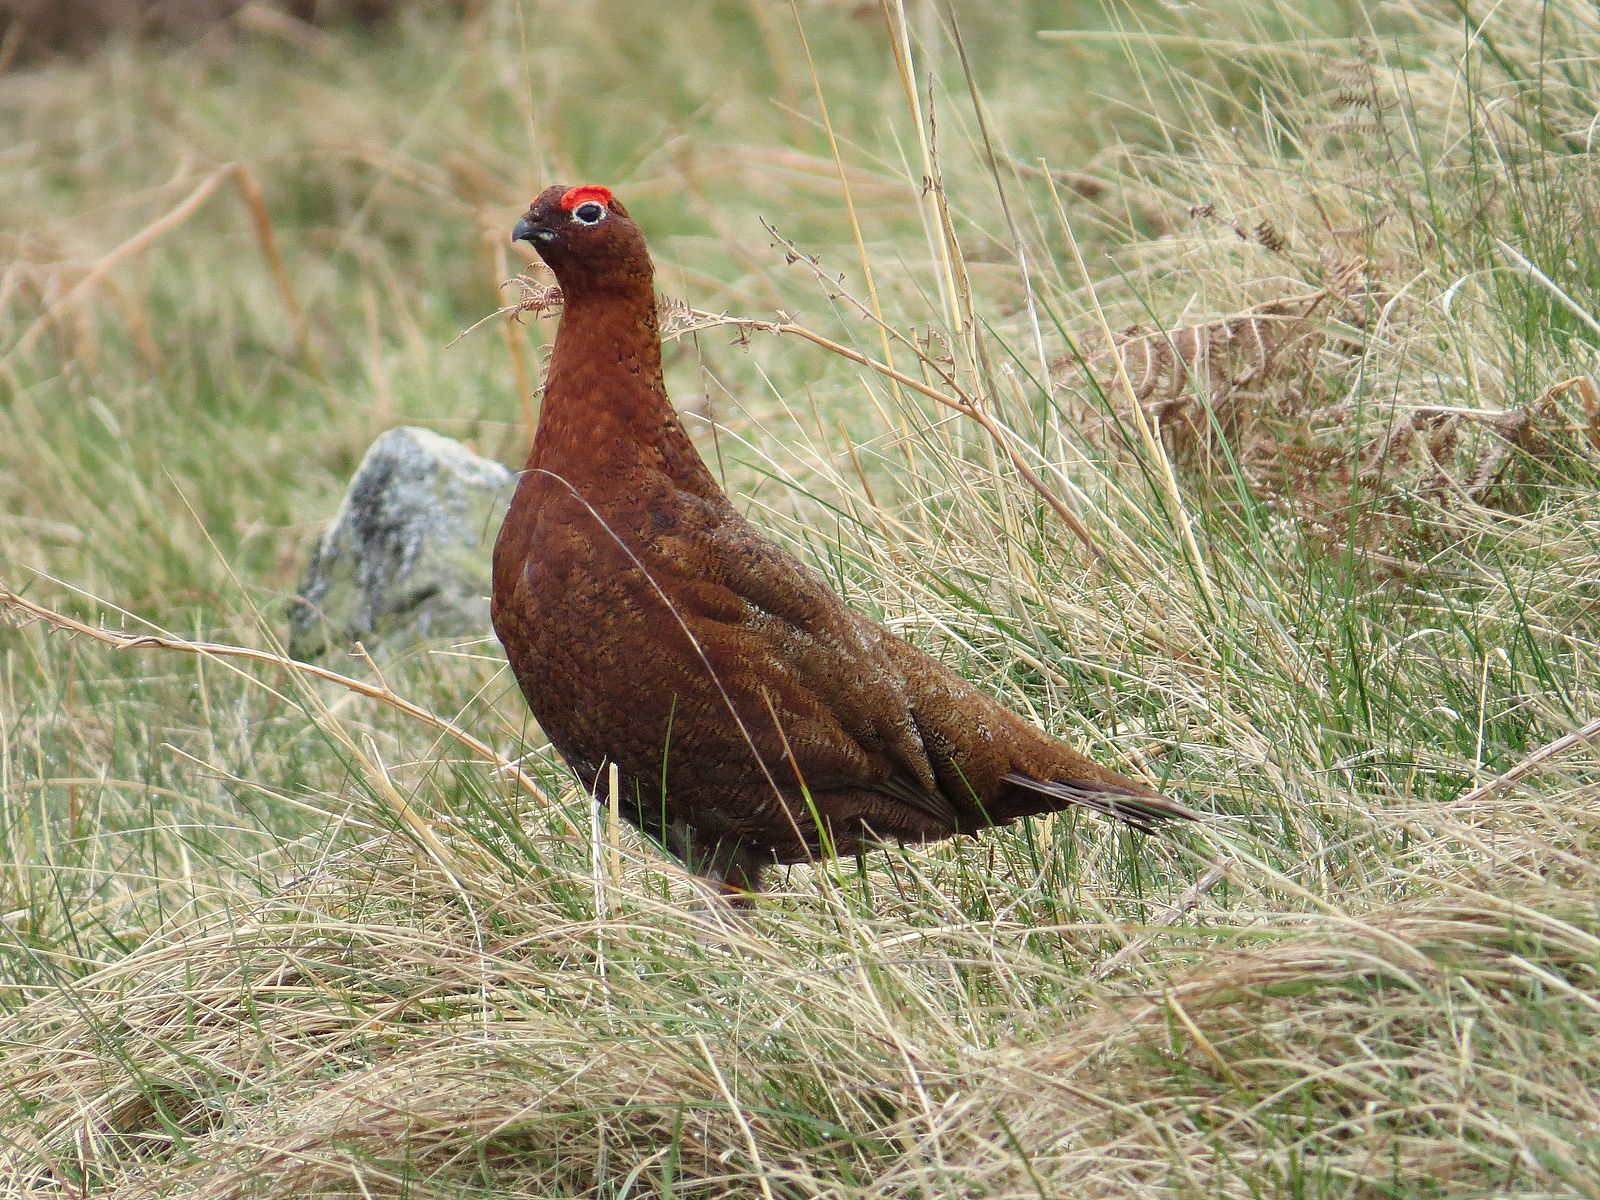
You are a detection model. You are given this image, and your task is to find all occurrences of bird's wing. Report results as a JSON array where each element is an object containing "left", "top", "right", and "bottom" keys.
[{"left": 658, "top": 501, "right": 960, "bottom": 829}]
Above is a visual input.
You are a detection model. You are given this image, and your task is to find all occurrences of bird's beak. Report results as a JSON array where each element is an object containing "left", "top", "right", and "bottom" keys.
[{"left": 512, "top": 215, "right": 543, "bottom": 245}]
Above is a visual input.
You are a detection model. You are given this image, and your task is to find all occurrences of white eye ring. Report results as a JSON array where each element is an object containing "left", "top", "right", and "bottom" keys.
[{"left": 571, "top": 202, "right": 606, "bottom": 226}]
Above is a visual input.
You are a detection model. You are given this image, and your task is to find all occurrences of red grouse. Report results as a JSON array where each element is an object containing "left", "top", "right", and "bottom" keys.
[{"left": 492, "top": 184, "right": 1197, "bottom": 900}]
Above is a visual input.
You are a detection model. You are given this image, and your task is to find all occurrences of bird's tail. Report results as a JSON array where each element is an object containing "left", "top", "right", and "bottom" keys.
[{"left": 999, "top": 772, "right": 1200, "bottom": 835}]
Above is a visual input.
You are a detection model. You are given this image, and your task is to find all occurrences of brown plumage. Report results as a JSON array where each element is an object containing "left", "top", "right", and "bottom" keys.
[{"left": 492, "top": 183, "right": 1198, "bottom": 900}]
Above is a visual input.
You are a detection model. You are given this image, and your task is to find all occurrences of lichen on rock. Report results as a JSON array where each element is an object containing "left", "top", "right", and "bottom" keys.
[{"left": 288, "top": 426, "right": 514, "bottom": 661}]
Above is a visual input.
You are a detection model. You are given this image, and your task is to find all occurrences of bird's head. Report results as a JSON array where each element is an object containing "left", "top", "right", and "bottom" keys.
[{"left": 512, "top": 184, "right": 651, "bottom": 296}]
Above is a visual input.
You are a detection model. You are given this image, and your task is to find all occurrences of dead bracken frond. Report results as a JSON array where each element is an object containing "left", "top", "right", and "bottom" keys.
[
  {"left": 1249, "top": 383, "right": 1590, "bottom": 561},
  {"left": 1056, "top": 236, "right": 1592, "bottom": 562},
  {"left": 1054, "top": 255, "right": 1380, "bottom": 458}
]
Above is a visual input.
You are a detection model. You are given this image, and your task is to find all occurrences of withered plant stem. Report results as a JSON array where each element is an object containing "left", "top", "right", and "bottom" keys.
[
  {"left": 0, "top": 587, "right": 560, "bottom": 825},
  {"left": 13, "top": 163, "right": 320, "bottom": 378}
]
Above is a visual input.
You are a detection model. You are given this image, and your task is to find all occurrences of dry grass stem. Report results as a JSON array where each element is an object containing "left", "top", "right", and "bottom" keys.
[
  {"left": 491, "top": 276, "right": 1105, "bottom": 560},
  {"left": 0, "top": 587, "right": 559, "bottom": 822},
  {"left": 10, "top": 162, "right": 319, "bottom": 376}
]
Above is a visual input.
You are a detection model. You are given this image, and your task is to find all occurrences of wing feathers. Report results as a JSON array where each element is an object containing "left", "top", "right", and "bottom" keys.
[{"left": 999, "top": 772, "right": 1200, "bottom": 834}]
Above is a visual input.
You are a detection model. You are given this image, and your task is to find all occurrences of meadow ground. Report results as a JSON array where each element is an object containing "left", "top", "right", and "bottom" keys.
[{"left": 3, "top": 1, "right": 1600, "bottom": 1195}]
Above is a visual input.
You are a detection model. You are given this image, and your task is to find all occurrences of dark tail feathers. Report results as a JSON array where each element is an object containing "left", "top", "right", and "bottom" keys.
[{"left": 1000, "top": 772, "right": 1200, "bottom": 835}]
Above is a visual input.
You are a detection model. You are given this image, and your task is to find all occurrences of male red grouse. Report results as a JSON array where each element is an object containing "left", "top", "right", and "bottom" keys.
[{"left": 492, "top": 184, "right": 1197, "bottom": 900}]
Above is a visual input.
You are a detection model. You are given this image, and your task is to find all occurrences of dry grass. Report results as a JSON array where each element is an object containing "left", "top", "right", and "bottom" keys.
[{"left": 3, "top": 0, "right": 1599, "bottom": 1195}]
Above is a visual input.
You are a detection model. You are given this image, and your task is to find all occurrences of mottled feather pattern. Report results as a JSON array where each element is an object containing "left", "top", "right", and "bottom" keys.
[{"left": 493, "top": 184, "right": 1198, "bottom": 898}]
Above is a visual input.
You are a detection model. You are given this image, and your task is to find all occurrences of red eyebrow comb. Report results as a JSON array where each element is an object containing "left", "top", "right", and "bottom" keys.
[{"left": 559, "top": 185, "right": 614, "bottom": 211}]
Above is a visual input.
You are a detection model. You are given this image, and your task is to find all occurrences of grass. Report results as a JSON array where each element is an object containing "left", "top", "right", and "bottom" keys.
[{"left": 3, "top": 0, "right": 1600, "bottom": 1195}]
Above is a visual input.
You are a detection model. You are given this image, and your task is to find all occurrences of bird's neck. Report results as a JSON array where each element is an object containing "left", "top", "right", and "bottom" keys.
[{"left": 529, "top": 286, "right": 718, "bottom": 497}]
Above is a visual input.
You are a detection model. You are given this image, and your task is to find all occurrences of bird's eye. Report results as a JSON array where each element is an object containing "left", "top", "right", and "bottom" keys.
[{"left": 571, "top": 201, "right": 605, "bottom": 225}]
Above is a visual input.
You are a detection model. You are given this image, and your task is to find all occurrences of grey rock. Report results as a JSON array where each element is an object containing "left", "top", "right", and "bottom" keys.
[{"left": 289, "top": 426, "right": 515, "bottom": 660}]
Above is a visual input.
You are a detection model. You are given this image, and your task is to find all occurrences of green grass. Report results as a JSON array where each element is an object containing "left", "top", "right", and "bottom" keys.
[{"left": 3, "top": 1, "right": 1600, "bottom": 1195}]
